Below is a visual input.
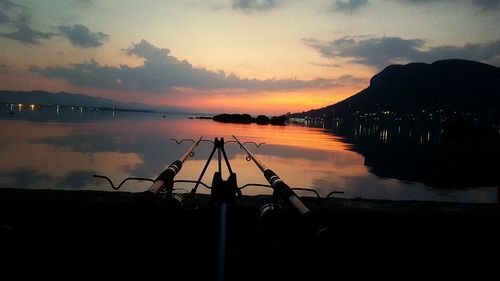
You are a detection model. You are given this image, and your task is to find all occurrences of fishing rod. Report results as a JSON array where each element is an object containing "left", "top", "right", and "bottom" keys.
[
  {"left": 233, "top": 135, "right": 327, "bottom": 235},
  {"left": 233, "top": 135, "right": 310, "bottom": 214},
  {"left": 145, "top": 136, "right": 203, "bottom": 198}
]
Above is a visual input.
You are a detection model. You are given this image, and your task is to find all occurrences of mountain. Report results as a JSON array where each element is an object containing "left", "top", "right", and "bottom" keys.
[
  {"left": 296, "top": 59, "right": 500, "bottom": 189},
  {"left": 291, "top": 59, "right": 500, "bottom": 121},
  {"left": 0, "top": 90, "right": 182, "bottom": 113}
]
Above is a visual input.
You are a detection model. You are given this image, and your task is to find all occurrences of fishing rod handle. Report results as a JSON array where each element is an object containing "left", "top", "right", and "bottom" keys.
[
  {"left": 147, "top": 160, "right": 183, "bottom": 194},
  {"left": 265, "top": 169, "right": 328, "bottom": 235},
  {"left": 264, "top": 169, "right": 311, "bottom": 215},
  {"left": 146, "top": 136, "right": 202, "bottom": 195}
]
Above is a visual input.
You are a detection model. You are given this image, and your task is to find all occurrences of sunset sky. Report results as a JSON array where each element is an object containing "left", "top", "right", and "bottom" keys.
[{"left": 1, "top": 0, "right": 499, "bottom": 115}]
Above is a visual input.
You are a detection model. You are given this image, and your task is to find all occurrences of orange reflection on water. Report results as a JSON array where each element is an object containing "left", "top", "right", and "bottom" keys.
[
  {"left": 114, "top": 117, "right": 351, "bottom": 153},
  {"left": 74, "top": 117, "right": 361, "bottom": 194},
  {"left": 0, "top": 115, "right": 364, "bottom": 195},
  {"left": 1, "top": 111, "right": 496, "bottom": 202},
  {"left": 151, "top": 118, "right": 366, "bottom": 196},
  {"left": 173, "top": 146, "right": 366, "bottom": 196}
]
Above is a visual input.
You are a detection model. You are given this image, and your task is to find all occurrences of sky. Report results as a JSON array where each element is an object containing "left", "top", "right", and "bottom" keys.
[{"left": 0, "top": 0, "right": 499, "bottom": 115}]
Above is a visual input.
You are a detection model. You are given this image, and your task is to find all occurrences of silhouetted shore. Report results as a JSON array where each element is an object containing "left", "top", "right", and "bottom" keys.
[
  {"left": 0, "top": 188, "right": 498, "bottom": 280},
  {"left": 213, "top": 113, "right": 286, "bottom": 125}
]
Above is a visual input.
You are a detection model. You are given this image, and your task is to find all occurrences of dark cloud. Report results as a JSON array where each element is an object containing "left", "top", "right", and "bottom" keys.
[
  {"left": 56, "top": 170, "right": 95, "bottom": 189},
  {"left": 0, "top": 0, "right": 31, "bottom": 25},
  {"left": 0, "top": 11, "right": 9, "bottom": 23},
  {"left": 30, "top": 59, "right": 122, "bottom": 89},
  {"left": 0, "top": 169, "right": 50, "bottom": 188},
  {"left": 75, "top": 0, "right": 95, "bottom": 9},
  {"left": 424, "top": 41, "right": 500, "bottom": 62},
  {"left": 473, "top": 0, "right": 500, "bottom": 10},
  {"left": 0, "top": 64, "right": 8, "bottom": 73},
  {"left": 0, "top": 0, "right": 20, "bottom": 10},
  {"left": 58, "top": 24, "right": 109, "bottom": 48},
  {"left": 32, "top": 39, "right": 354, "bottom": 92},
  {"left": 303, "top": 36, "right": 500, "bottom": 69},
  {"left": 0, "top": 0, "right": 56, "bottom": 45},
  {"left": 400, "top": 0, "right": 500, "bottom": 10},
  {"left": 232, "top": 0, "right": 278, "bottom": 12},
  {"left": 0, "top": 23, "right": 55, "bottom": 45},
  {"left": 334, "top": 0, "right": 369, "bottom": 13},
  {"left": 400, "top": 0, "right": 449, "bottom": 3},
  {"left": 0, "top": 1, "right": 103, "bottom": 47}
]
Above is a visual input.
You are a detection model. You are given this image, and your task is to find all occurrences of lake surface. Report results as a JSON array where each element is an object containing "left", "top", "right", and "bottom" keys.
[{"left": 0, "top": 104, "right": 497, "bottom": 203}]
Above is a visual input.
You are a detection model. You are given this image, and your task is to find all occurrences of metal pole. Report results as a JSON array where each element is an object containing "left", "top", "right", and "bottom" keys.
[
  {"left": 190, "top": 138, "right": 218, "bottom": 195},
  {"left": 218, "top": 138, "right": 222, "bottom": 175},
  {"left": 217, "top": 203, "right": 228, "bottom": 281}
]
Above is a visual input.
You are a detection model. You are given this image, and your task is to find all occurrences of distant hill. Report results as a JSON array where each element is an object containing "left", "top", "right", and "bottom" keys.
[
  {"left": 0, "top": 90, "right": 182, "bottom": 113},
  {"left": 212, "top": 113, "right": 286, "bottom": 125},
  {"left": 290, "top": 59, "right": 500, "bottom": 121}
]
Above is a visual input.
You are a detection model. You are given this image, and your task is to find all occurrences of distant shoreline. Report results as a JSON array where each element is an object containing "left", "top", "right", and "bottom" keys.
[
  {"left": 212, "top": 113, "right": 286, "bottom": 126},
  {"left": 2, "top": 103, "right": 156, "bottom": 114}
]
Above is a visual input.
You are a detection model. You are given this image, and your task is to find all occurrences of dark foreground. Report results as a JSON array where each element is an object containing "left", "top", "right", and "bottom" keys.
[{"left": 1, "top": 188, "right": 499, "bottom": 280}]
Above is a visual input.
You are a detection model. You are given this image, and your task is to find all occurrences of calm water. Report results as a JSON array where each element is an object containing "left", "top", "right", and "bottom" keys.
[{"left": 0, "top": 105, "right": 497, "bottom": 202}]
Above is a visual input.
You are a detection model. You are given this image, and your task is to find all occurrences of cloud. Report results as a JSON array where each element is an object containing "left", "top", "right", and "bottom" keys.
[
  {"left": 74, "top": 0, "right": 95, "bottom": 9},
  {"left": 124, "top": 39, "right": 174, "bottom": 61},
  {"left": 0, "top": 0, "right": 21, "bottom": 10},
  {"left": 0, "top": 169, "right": 50, "bottom": 188},
  {"left": 309, "top": 62, "right": 341, "bottom": 68},
  {"left": 58, "top": 24, "right": 109, "bottom": 48},
  {"left": 0, "top": 0, "right": 56, "bottom": 45},
  {"left": 400, "top": 0, "right": 449, "bottom": 3},
  {"left": 0, "top": 64, "right": 8, "bottom": 73},
  {"left": 334, "top": 0, "right": 369, "bottom": 13},
  {"left": 0, "top": 1, "right": 103, "bottom": 47},
  {"left": 473, "top": 0, "right": 500, "bottom": 10},
  {"left": 0, "top": 23, "right": 55, "bottom": 45},
  {"left": 399, "top": 0, "right": 500, "bottom": 10},
  {"left": 232, "top": 0, "right": 278, "bottom": 12},
  {"left": 31, "top": 39, "right": 354, "bottom": 92},
  {"left": 56, "top": 170, "right": 95, "bottom": 189},
  {"left": 0, "top": 11, "right": 10, "bottom": 23},
  {"left": 303, "top": 36, "right": 500, "bottom": 69},
  {"left": 0, "top": 0, "right": 31, "bottom": 25}
]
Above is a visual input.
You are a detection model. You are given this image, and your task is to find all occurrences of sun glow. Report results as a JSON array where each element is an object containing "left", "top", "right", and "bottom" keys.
[{"left": 152, "top": 87, "right": 362, "bottom": 115}]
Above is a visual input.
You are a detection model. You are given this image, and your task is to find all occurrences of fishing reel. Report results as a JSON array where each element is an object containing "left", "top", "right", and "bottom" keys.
[{"left": 159, "top": 189, "right": 188, "bottom": 210}]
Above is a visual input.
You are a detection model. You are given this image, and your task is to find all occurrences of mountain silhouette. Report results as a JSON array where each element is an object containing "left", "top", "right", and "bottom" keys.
[
  {"left": 292, "top": 60, "right": 500, "bottom": 189},
  {"left": 290, "top": 59, "right": 500, "bottom": 189},
  {"left": 0, "top": 90, "right": 181, "bottom": 113},
  {"left": 291, "top": 59, "right": 500, "bottom": 119}
]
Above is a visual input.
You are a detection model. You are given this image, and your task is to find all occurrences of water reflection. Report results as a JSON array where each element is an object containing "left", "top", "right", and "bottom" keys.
[
  {"left": 0, "top": 106, "right": 497, "bottom": 202},
  {"left": 325, "top": 118, "right": 500, "bottom": 190}
]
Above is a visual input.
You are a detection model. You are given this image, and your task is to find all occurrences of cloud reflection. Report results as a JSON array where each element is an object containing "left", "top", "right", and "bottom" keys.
[
  {"left": 2, "top": 110, "right": 497, "bottom": 202},
  {"left": 0, "top": 119, "right": 144, "bottom": 190}
]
